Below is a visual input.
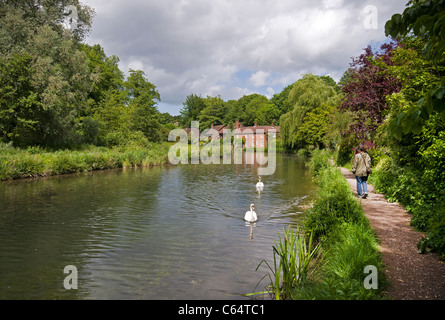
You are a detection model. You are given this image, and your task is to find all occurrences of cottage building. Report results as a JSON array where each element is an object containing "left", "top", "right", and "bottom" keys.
[{"left": 233, "top": 120, "right": 280, "bottom": 149}]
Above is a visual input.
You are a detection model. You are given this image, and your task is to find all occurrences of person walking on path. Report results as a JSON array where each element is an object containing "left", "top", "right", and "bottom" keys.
[{"left": 352, "top": 145, "right": 372, "bottom": 199}]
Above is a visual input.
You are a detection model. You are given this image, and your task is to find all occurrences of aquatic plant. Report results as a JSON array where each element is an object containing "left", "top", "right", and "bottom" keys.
[{"left": 248, "top": 226, "right": 321, "bottom": 300}]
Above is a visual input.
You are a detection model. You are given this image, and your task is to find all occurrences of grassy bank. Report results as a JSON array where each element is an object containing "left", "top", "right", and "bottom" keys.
[
  {"left": 299, "top": 149, "right": 387, "bottom": 299},
  {"left": 0, "top": 142, "right": 171, "bottom": 181},
  {"left": 257, "top": 149, "right": 387, "bottom": 300}
]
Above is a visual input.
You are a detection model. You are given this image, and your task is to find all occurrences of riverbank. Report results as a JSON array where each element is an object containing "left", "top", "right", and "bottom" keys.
[
  {"left": 0, "top": 142, "right": 171, "bottom": 181},
  {"left": 293, "top": 150, "right": 388, "bottom": 299},
  {"left": 256, "top": 150, "right": 388, "bottom": 300},
  {"left": 339, "top": 167, "right": 445, "bottom": 300}
]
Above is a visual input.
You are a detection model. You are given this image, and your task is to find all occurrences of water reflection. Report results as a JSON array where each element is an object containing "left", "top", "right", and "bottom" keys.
[{"left": 0, "top": 154, "right": 316, "bottom": 299}]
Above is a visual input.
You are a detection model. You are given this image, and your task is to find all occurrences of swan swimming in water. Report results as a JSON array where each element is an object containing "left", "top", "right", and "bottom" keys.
[
  {"left": 256, "top": 177, "right": 264, "bottom": 188},
  {"left": 244, "top": 203, "right": 258, "bottom": 222}
]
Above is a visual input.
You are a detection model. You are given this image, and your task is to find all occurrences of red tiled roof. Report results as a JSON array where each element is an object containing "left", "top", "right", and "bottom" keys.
[{"left": 237, "top": 125, "right": 280, "bottom": 134}]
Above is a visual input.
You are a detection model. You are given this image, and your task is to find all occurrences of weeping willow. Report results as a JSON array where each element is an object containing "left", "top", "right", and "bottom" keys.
[{"left": 279, "top": 74, "right": 341, "bottom": 149}]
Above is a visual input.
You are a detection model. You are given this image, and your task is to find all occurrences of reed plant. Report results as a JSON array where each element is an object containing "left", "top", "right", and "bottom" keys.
[
  {"left": 0, "top": 142, "right": 170, "bottom": 180},
  {"left": 248, "top": 226, "right": 322, "bottom": 300}
]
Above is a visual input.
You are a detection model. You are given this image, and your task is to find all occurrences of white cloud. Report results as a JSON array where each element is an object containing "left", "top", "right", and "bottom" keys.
[
  {"left": 83, "top": 0, "right": 408, "bottom": 114},
  {"left": 249, "top": 71, "right": 270, "bottom": 87},
  {"left": 323, "top": 0, "right": 344, "bottom": 9}
]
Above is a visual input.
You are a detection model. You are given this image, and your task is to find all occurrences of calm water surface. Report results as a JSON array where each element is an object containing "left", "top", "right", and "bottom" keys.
[{"left": 0, "top": 154, "right": 316, "bottom": 300}]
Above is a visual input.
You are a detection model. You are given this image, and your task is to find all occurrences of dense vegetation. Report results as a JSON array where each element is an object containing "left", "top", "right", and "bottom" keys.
[
  {"left": 300, "top": 150, "right": 386, "bottom": 299},
  {"left": 1, "top": 0, "right": 443, "bottom": 281},
  {"left": 253, "top": 150, "right": 386, "bottom": 300},
  {"left": 0, "top": 1, "right": 180, "bottom": 148}
]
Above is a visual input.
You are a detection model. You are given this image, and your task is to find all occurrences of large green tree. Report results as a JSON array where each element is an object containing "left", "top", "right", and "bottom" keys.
[
  {"left": 280, "top": 74, "right": 340, "bottom": 149},
  {"left": 198, "top": 95, "right": 226, "bottom": 130},
  {"left": 180, "top": 94, "right": 207, "bottom": 126},
  {"left": 0, "top": 0, "right": 95, "bottom": 146},
  {"left": 125, "top": 69, "right": 162, "bottom": 142},
  {"left": 385, "top": 0, "right": 445, "bottom": 128}
]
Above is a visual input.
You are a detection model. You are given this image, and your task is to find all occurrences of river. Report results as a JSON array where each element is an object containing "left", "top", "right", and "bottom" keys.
[{"left": 0, "top": 153, "right": 316, "bottom": 300}]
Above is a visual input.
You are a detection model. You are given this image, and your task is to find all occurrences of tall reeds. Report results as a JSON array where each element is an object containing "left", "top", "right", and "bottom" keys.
[
  {"left": 249, "top": 226, "right": 322, "bottom": 300},
  {"left": 0, "top": 142, "right": 171, "bottom": 180}
]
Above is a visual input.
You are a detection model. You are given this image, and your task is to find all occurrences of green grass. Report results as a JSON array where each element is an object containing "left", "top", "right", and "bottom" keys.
[
  {"left": 248, "top": 226, "right": 322, "bottom": 300},
  {"left": 0, "top": 142, "right": 171, "bottom": 180},
  {"left": 293, "top": 149, "right": 388, "bottom": 299},
  {"left": 253, "top": 149, "right": 388, "bottom": 300}
]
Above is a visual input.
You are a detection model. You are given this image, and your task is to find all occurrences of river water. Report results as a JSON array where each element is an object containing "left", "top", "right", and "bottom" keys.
[{"left": 0, "top": 154, "right": 316, "bottom": 300}]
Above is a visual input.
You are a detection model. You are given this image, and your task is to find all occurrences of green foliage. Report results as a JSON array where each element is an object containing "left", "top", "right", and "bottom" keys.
[
  {"left": 334, "top": 135, "right": 358, "bottom": 167},
  {"left": 307, "top": 149, "right": 332, "bottom": 176},
  {"left": 295, "top": 103, "right": 334, "bottom": 148},
  {"left": 294, "top": 223, "right": 386, "bottom": 300},
  {"left": 125, "top": 69, "right": 162, "bottom": 142},
  {"left": 385, "top": 0, "right": 445, "bottom": 125},
  {"left": 367, "top": 35, "right": 445, "bottom": 258},
  {"left": 0, "top": 2, "right": 165, "bottom": 148},
  {"left": 270, "top": 83, "right": 293, "bottom": 114},
  {"left": 0, "top": 22, "right": 93, "bottom": 146},
  {"left": 79, "top": 43, "right": 124, "bottom": 112},
  {"left": 254, "top": 103, "right": 280, "bottom": 126},
  {"left": 198, "top": 95, "right": 226, "bottom": 129},
  {"left": 0, "top": 142, "right": 170, "bottom": 180},
  {"left": 383, "top": 37, "right": 443, "bottom": 138},
  {"left": 180, "top": 94, "right": 207, "bottom": 126},
  {"left": 304, "top": 166, "right": 366, "bottom": 240},
  {"left": 250, "top": 227, "right": 322, "bottom": 300},
  {"left": 279, "top": 74, "right": 341, "bottom": 150},
  {"left": 294, "top": 152, "right": 386, "bottom": 300}
]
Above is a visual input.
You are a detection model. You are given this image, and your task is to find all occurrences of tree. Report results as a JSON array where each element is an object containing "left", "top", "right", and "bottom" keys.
[
  {"left": 339, "top": 43, "right": 402, "bottom": 140},
  {"left": 125, "top": 69, "right": 162, "bottom": 142},
  {"left": 198, "top": 95, "right": 226, "bottom": 130},
  {"left": 79, "top": 43, "right": 124, "bottom": 110},
  {"left": 0, "top": 0, "right": 95, "bottom": 146},
  {"left": 180, "top": 94, "right": 206, "bottom": 126},
  {"left": 270, "top": 84, "right": 293, "bottom": 114},
  {"left": 255, "top": 103, "right": 280, "bottom": 126},
  {"left": 244, "top": 95, "right": 270, "bottom": 126},
  {"left": 223, "top": 99, "right": 241, "bottom": 126},
  {"left": 294, "top": 103, "right": 334, "bottom": 149},
  {"left": 280, "top": 74, "right": 341, "bottom": 149},
  {"left": 382, "top": 37, "right": 444, "bottom": 137},
  {"left": 385, "top": 0, "right": 445, "bottom": 128}
]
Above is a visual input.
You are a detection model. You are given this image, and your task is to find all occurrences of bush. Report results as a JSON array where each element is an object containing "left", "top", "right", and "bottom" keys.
[
  {"left": 307, "top": 149, "right": 332, "bottom": 176},
  {"left": 294, "top": 150, "right": 386, "bottom": 300},
  {"left": 335, "top": 136, "right": 356, "bottom": 167},
  {"left": 370, "top": 153, "right": 445, "bottom": 258},
  {"left": 295, "top": 223, "right": 386, "bottom": 300},
  {"left": 304, "top": 155, "right": 366, "bottom": 240},
  {"left": 427, "top": 204, "right": 445, "bottom": 258}
]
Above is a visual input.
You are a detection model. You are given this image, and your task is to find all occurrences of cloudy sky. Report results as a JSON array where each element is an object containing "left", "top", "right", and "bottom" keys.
[{"left": 82, "top": 0, "right": 408, "bottom": 115}]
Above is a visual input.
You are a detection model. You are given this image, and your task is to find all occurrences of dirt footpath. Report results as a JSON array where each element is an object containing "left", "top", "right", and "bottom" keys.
[{"left": 340, "top": 167, "right": 445, "bottom": 300}]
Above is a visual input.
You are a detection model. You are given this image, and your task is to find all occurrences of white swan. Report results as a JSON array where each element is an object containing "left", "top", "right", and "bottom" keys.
[
  {"left": 256, "top": 177, "right": 264, "bottom": 188},
  {"left": 244, "top": 203, "right": 258, "bottom": 222}
]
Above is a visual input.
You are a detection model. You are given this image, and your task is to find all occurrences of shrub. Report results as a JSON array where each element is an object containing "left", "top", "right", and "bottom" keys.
[
  {"left": 304, "top": 161, "right": 366, "bottom": 240},
  {"left": 307, "top": 149, "right": 332, "bottom": 176},
  {"left": 294, "top": 150, "right": 386, "bottom": 300}
]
